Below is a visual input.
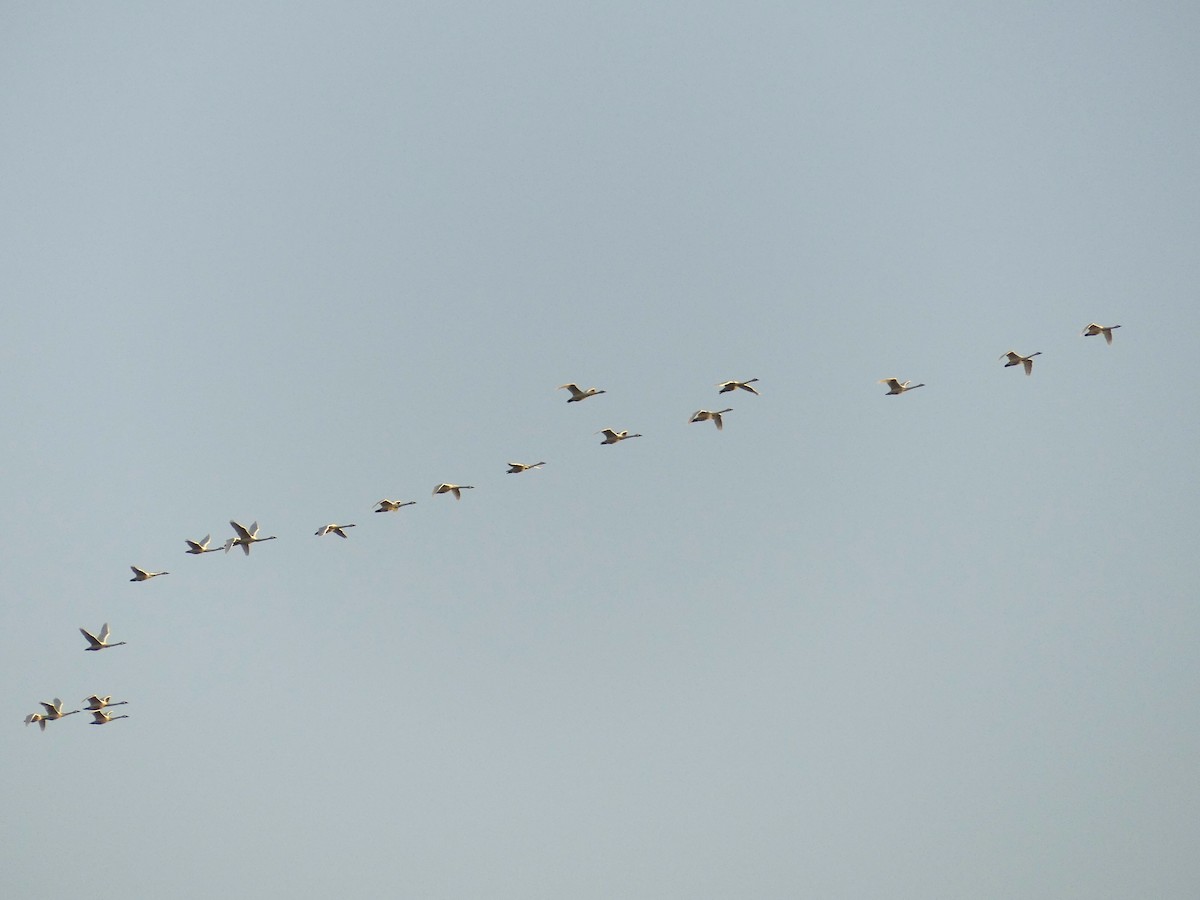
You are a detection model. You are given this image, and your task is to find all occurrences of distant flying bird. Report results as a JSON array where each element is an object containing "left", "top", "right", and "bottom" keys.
[
  {"left": 879, "top": 378, "right": 925, "bottom": 395},
  {"left": 225, "top": 520, "right": 277, "bottom": 555},
  {"left": 83, "top": 696, "right": 128, "bottom": 711},
  {"left": 38, "top": 698, "right": 81, "bottom": 721},
  {"left": 24, "top": 712, "right": 47, "bottom": 731},
  {"left": 129, "top": 566, "right": 168, "bottom": 582},
  {"left": 506, "top": 461, "right": 546, "bottom": 474},
  {"left": 1000, "top": 350, "right": 1042, "bottom": 376},
  {"left": 689, "top": 408, "right": 733, "bottom": 430},
  {"left": 315, "top": 523, "right": 356, "bottom": 538},
  {"left": 374, "top": 499, "right": 416, "bottom": 513},
  {"left": 559, "top": 383, "right": 606, "bottom": 403},
  {"left": 184, "top": 535, "right": 220, "bottom": 555},
  {"left": 596, "top": 428, "right": 642, "bottom": 445},
  {"left": 89, "top": 709, "right": 130, "bottom": 725},
  {"left": 433, "top": 483, "right": 475, "bottom": 500},
  {"left": 717, "top": 378, "right": 760, "bottom": 395},
  {"left": 80, "top": 623, "right": 126, "bottom": 651},
  {"left": 1082, "top": 323, "right": 1121, "bottom": 344}
]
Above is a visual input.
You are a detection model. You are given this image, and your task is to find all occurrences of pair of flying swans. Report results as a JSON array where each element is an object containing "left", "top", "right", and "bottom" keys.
[{"left": 25, "top": 699, "right": 81, "bottom": 729}]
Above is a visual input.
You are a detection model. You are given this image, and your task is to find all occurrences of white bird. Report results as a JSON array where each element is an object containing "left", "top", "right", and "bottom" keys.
[
  {"left": 1082, "top": 323, "right": 1121, "bottom": 344},
  {"left": 129, "top": 566, "right": 169, "bottom": 582},
  {"left": 689, "top": 408, "right": 733, "bottom": 430},
  {"left": 1000, "top": 350, "right": 1042, "bottom": 376},
  {"left": 433, "top": 483, "right": 475, "bottom": 500},
  {"left": 38, "top": 698, "right": 82, "bottom": 721},
  {"left": 559, "top": 383, "right": 606, "bottom": 403},
  {"left": 24, "top": 713, "right": 47, "bottom": 731},
  {"left": 315, "top": 523, "right": 356, "bottom": 538},
  {"left": 717, "top": 378, "right": 760, "bottom": 395},
  {"left": 80, "top": 623, "right": 126, "bottom": 651},
  {"left": 83, "top": 695, "right": 128, "bottom": 711},
  {"left": 184, "top": 534, "right": 220, "bottom": 554},
  {"left": 506, "top": 461, "right": 546, "bottom": 474},
  {"left": 596, "top": 428, "right": 642, "bottom": 445},
  {"left": 374, "top": 499, "right": 416, "bottom": 513},
  {"left": 90, "top": 709, "right": 130, "bottom": 725},
  {"left": 879, "top": 378, "right": 926, "bottom": 395},
  {"left": 225, "top": 520, "right": 278, "bottom": 555}
]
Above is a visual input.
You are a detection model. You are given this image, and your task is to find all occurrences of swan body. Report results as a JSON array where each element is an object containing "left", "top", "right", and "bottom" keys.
[
  {"left": 90, "top": 709, "right": 130, "bottom": 725},
  {"left": 130, "top": 566, "right": 169, "bottom": 582},
  {"left": 1082, "top": 323, "right": 1121, "bottom": 344},
  {"left": 689, "top": 408, "right": 733, "bottom": 430},
  {"left": 433, "top": 483, "right": 475, "bottom": 500},
  {"left": 596, "top": 428, "right": 642, "bottom": 445},
  {"left": 315, "top": 523, "right": 357, "bottom": 538},
  {"left": 559, "top": 383, "right": 606, "bottom": 402},
  {"left": 39, "top": 698, "right": 81, "bottom": 720},
  {"left": 225, "top": 520, "right": 278, "bottom": 555},
  {"left": 879, "top": 378, "right": 926, "bottom": 395},
  {"left": 80, "top": 623, "right": 126, "bottom": 651},
  {"left": 717, "top": 378, "right": 760, "bottom": 395},
  {"left": 506, "top": 461, "right": 546, "bottom": 474},
  {"left": 184, "top": 534, "right": 220, "bottom": 554},
  {"left": 1001, "top": 351, "right": 1042, "bottom": 376},
  {"left": 83, "top": 696, "right": 128, "bottom": 711},
  {"left": 374, "top": 499, "right": 416, "bottom": 513}
]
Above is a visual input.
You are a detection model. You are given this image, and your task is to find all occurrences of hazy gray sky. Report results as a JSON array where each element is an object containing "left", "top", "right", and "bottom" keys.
[{"left": 4, "top": 4, "right": 1199, "bottom": 898}]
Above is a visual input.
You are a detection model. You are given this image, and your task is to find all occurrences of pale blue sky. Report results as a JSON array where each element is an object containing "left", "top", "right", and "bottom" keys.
[{"left": 4, "top": 3, "right": 1199, "bottom": 898}]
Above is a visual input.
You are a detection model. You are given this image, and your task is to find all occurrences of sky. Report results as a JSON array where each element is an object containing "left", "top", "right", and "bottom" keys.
[{"left": 3, "top": 3, "right": 1199, "bottom": 898}]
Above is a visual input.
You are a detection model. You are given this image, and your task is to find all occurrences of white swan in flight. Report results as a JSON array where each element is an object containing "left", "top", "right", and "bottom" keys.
[
  {"left": 24, "top": 712, "right": 48, "bottom": 731},
  {"left": 717, "top": 378, "right": 759, "bottom": 395},
  {"left": 90, "top": 709, "right": 130, "bottom": 725},
  {"left": 879, "top": 378, "right": 925, "bottom": 395},
  {"left": 559, "top": 383, "right": 606, "bottom": 402},
  {"left": 80, "top": 623, "right": 126, "bottom": 651},
  {"left": 374, "top": 499, "right": 416, "bottom": 513},
  {"left": 689, "top": 408, "right": 733, "bottom": 430},
  {"left": 184, "top": 535, "right": 220, "bottom": 554},
  {"left": 506, "top": 461, "right": 546, "bottom": 474},
  {"left": 38, "top": 698, "right": 82, "bottom": 720},
  {"left": 433, "top": 483, "right": 475, "bottom": 500},
  {"left": 1000, "top": 350, "right": 1042, "bottom": 376},
  {"left": 596, "top": 428, "right": 642, "bottom": 445},
  {"left": 129, "top": 566, "right": 169, "bottom": 582},
  {"left": 83, "top": 695, "right": 129, "bottom": 711},
  {"left": 225, "top": 520, "right": 278, "bottom": 555},
  {"left": 1082, "top": 323, "right": 1121, "bottom": 344},
  {"left": 315, "top": 523, "right": 357, "bottom": 538}
]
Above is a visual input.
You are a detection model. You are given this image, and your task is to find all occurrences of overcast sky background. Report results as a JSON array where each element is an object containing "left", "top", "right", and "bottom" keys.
[{"left": 3, "top": 3, "right": 1199, "bottom": 898}]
